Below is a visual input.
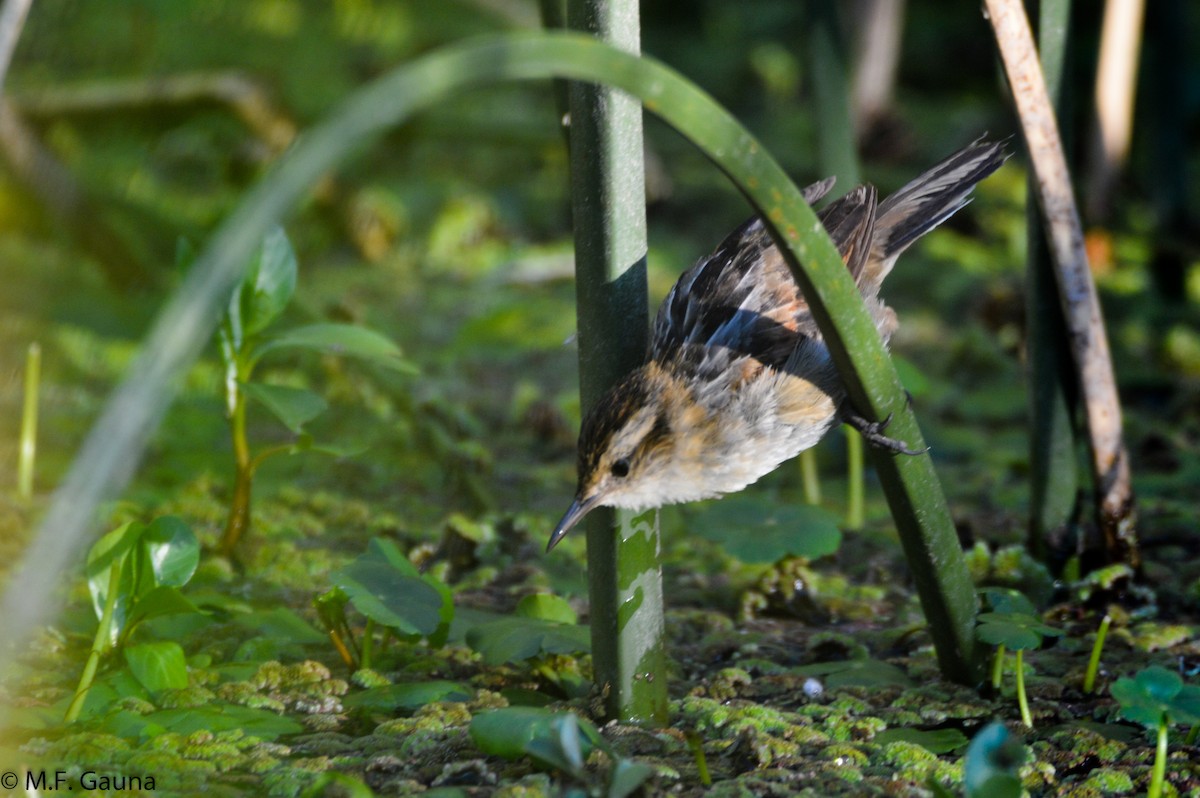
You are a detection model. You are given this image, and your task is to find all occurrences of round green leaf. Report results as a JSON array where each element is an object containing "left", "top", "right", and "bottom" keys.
[
  {"left": 1136, "top": 665, "right": 1182, "bottom": 703},
  {"left": 686, "top": 498, "right": 842, "bottom": 563},
  {"left": 124, "top": 641, "right": 189, "bottom": 693}
]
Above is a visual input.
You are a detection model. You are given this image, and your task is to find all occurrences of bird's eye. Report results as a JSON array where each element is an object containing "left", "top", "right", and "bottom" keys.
[{"left": 611, "top": 458, "right": 631, "bottom": 478}]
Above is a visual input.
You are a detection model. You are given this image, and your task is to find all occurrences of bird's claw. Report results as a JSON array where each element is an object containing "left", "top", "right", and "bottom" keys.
[{"left": 841, "top": 409, "right": 929, "bottom": 456}]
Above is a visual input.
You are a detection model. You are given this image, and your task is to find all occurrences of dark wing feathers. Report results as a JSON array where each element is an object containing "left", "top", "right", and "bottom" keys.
[{"left": 651, "top": 138, "right": 1007, "bottom": 372}]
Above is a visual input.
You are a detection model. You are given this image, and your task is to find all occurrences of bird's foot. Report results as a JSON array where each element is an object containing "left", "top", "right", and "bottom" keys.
[{"left": 841, "top": 409, "right": 929, "bottom": 456}]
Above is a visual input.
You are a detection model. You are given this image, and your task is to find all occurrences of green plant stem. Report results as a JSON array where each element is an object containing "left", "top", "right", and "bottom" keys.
[
  {"left": 992, "top": 644, "right": 1006, "bottom": 690},
  {"left": 799, "top": 449, "right": 821, "bottom": 505},
  {"left": 361, "top": 618, "right": 376, "bottom": 669},
  {"left": 17, "top": 341, "right": 39, "bottom": 500},
  {"left": 220, "top": 383, "right": 254, "bottom": 556},
  {"left": 686, "top": 732, "right": 711, "bottom": 787},
  {"left": 1015, "top": 648, "right": 1032, "bottom": 728},
  {"left": 1149, "top": 713, "right": 1167, "bottom": 798},
  {"left": 1184, "top": 723, "right": 1197, "bottom": 747},
  {"left": 845, "top": 427, "right": 864, "bottom": 529},
  {"left": 65, "top": 559, "right": 122, "bottom": 723},
  {"left": 567, "top": 0, "right": 668, "bottom": 725},
  {"left": 1083, "top": 614, "right": 1111, "bottom": 693}
]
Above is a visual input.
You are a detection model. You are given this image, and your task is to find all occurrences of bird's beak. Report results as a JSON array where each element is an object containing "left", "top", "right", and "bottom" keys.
[{"left": 545, "top": 494, "right": 601, "bottom": 553}]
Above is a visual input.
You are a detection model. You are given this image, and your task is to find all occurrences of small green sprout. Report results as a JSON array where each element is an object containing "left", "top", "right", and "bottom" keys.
[
  {"left": 189, "top": 229, "right": 414, "bottom": 555},
  {"left": 976, "top": 589, "right": 1062, "bottom": 728},
  {"left": 315, "top": 538, "right": 453, "bottom": 670},
  {"left": 66, "top": 517, "right": 201, "bottom": 723},
  {"left": 1110, "top": 665, "right": 1200, "bottom": 798},
  {"left": 17, "top": 342, "right": 40, "bottom": 500},
  {"left": 1083, "top": 614, "right": 1112, "bottom": 694}
]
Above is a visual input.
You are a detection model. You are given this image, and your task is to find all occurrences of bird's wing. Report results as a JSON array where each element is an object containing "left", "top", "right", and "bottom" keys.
[{"left": 651, "top": 183, "right": 877, "bottom": 380}]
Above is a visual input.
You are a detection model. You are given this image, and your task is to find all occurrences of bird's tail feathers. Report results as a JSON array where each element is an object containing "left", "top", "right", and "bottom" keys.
[{"left": 869, "top": 136, "right": 1009, "bottom": 279}]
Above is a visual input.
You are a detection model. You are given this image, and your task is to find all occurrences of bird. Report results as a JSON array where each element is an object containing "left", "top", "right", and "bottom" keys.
[{"left": 547, "top": 138, "right": 1009, "bottom": 552}]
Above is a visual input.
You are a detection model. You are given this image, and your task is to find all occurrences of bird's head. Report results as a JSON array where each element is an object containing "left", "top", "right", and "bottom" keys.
[{"left": 546, "top": 367, "right": 678, "bottom": 551}]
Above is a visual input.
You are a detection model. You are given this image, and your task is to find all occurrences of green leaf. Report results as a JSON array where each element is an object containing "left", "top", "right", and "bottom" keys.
[
  {"left": 608, "top": 759, "right": 656, "bottom": 798},
  {"left": 362, "top": 537, "right": 420, "bottom": 576},
  {"left": 331, "top": 560, "right": 444, "bottom": 637},
  {"left": 140, "top": 516, "right": 199, "bottom": 589},
  {"left": 516, "top": 593, "right": 577, "bottom": 625},
  {"left": 686, "top": 498, "right": 841, "bottom": 563},
  {"left": 1112, "top": 666, "right": 1200, "bottom": 728},
  {"left": 124, "top": 587, "right": 203, "bottom": 631},
  {"left": 253, "top": 323, "right": 416, "bottom": 373},
  {"left": 231, "top": 225, "right": 297, "bottom": 340},
  {"left": 976, "top": 612, "right": 1062, "bottom": 651},
  {"left": 243, "top": 382, "right": 328, "bottom": 434},
  {"left": 469, "top": 708, "right": 602, "bottom": 762},
  {"left": 465, "top": 617, "right": 590, "bottom": 665},
  {"left": 963, "top": 722, "right": 1026, "bottom": 798},
  {"left": 1137, "top": 665, "right": 1183, "bottom": 703},
  {"left": 980, "top": 588, "right": 1037, "bottom": 616},
  {"left": 875, "top": 728, "right": 968, "bottom": 754},
  {"left": 124, "top": 641, "right": 189, "bottom": 693},
  {"left": 85, "top": 521, "right": 143, "bottom": 620},
  {"left": 140, "top": 705, "right": 303, "bottom": 740},
  {"left": 343, "top": 681, "right": 472, "bottom": 712}
]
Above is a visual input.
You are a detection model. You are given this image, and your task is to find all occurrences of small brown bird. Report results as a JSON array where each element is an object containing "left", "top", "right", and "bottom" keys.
[{"left": 547, "top": 138, "right": 1008, "bottom": 551}]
